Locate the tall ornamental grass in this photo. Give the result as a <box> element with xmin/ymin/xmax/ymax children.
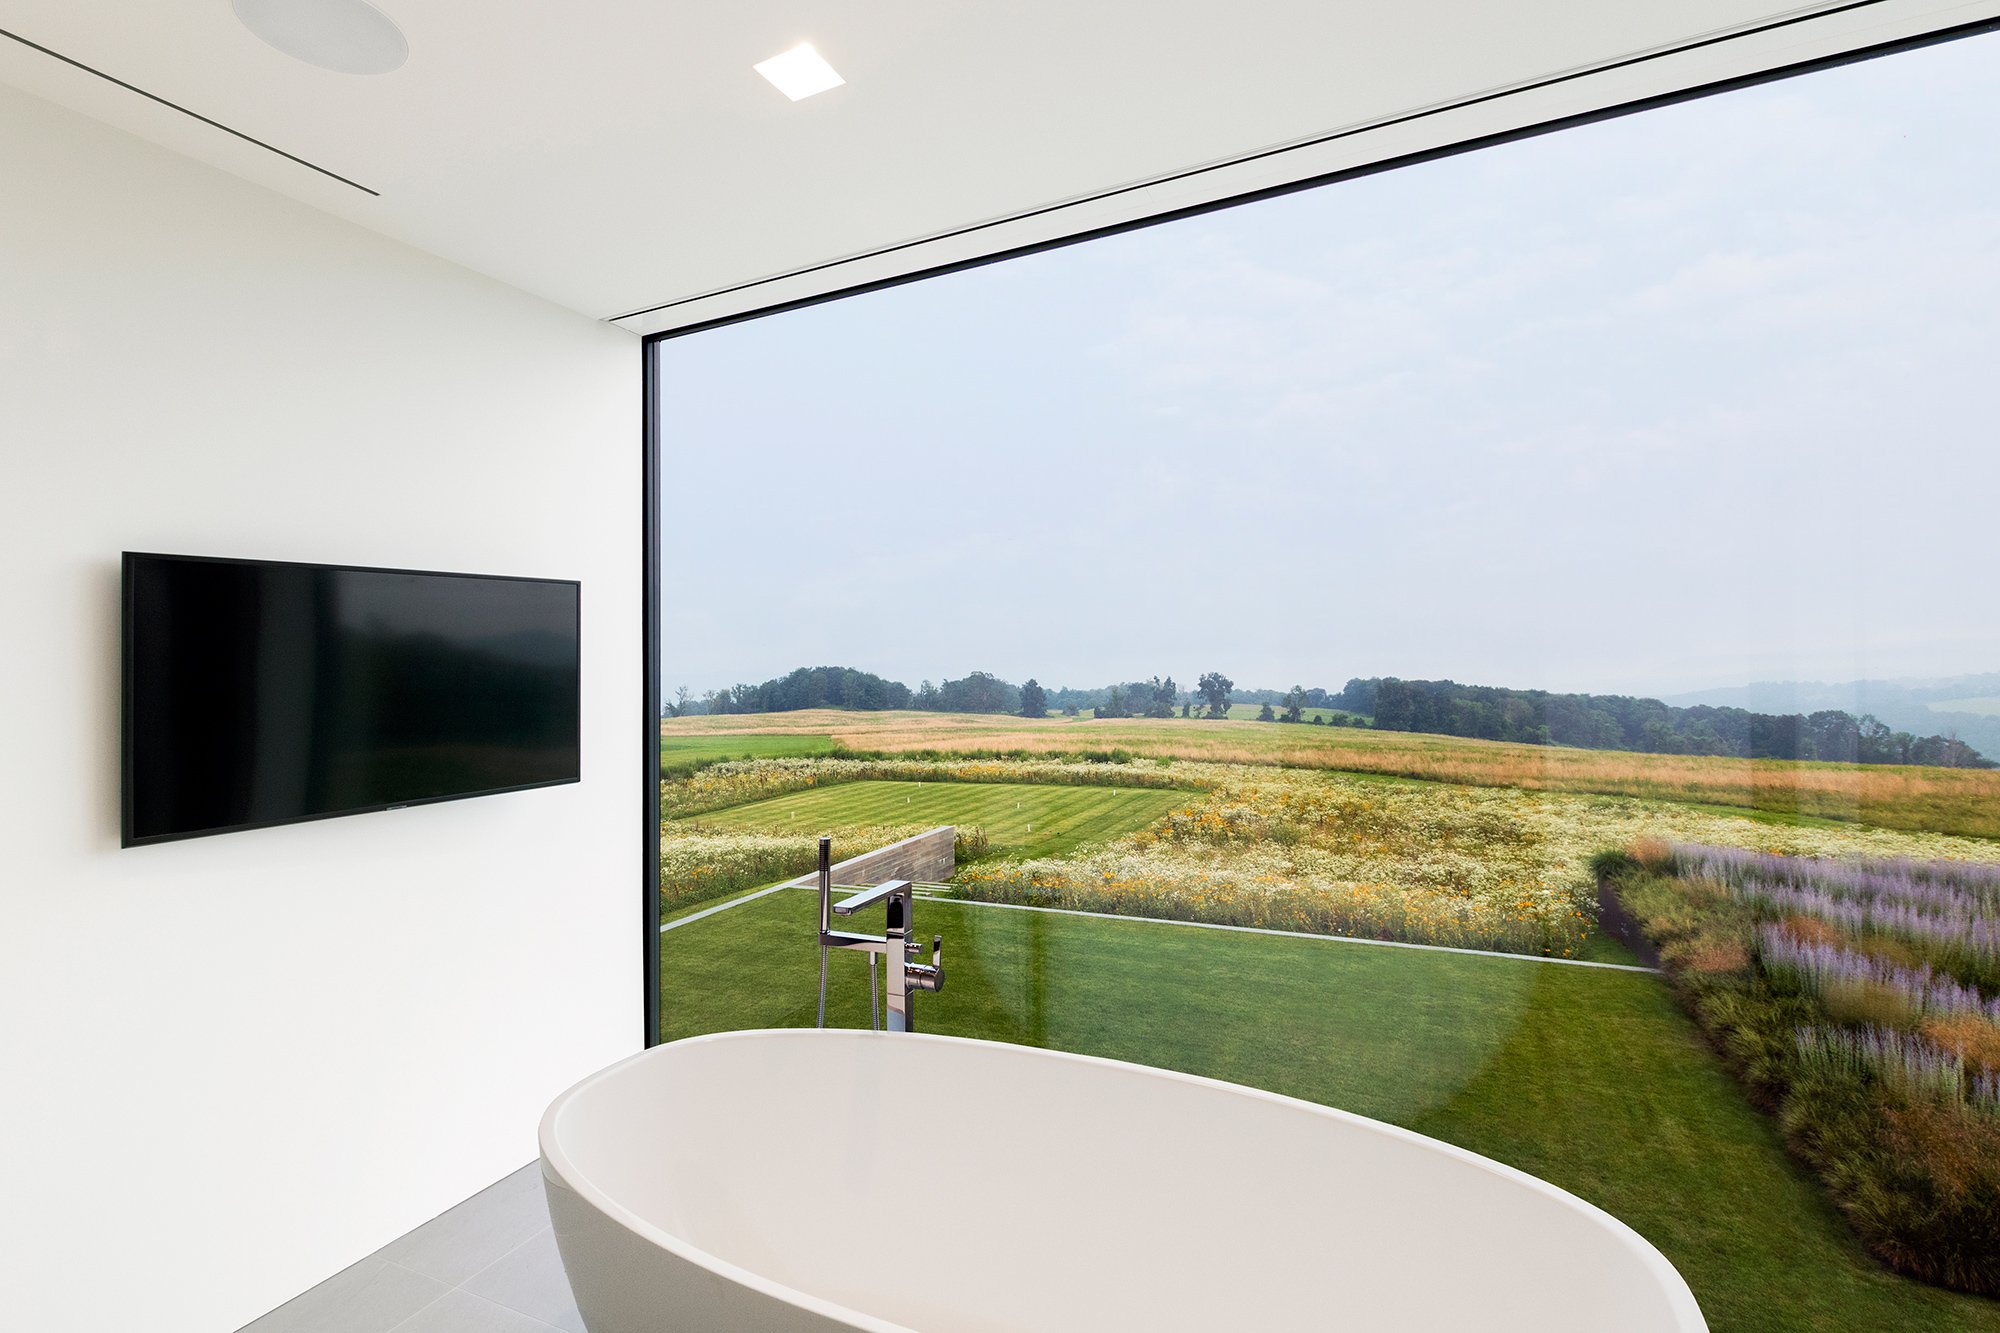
<box><xmin>1760</xmin><ymin>927</ymin><xmax>2000</xmax><ymax>1024</ymax></box>
<box><xmin>664</xmin><ymin>756</ymin><xmax>2000</xmax><ymax>958</ymax></box>
<box><xmin>1615</xmin><ymin>845</ymin><xmax>2000</xmax><ymax>1294</ymax></box>
<box><xmin>661</xmin><ymin>824</ymin><xmax>929</xmax><ymax>912</ymax></box>
<box><xmin>1676</xmin><ymin>842</ymin><xmax>2000</xmax><ymax>991</ymax></box>
<box><xmin>661</xmin><ymin>822</ymin><xmax>992</xmax><ymax>913</ymax></box>
<box><xmin>1795</xmin><ymin>1025</ymin><xmax>1969</xmax><ymax>1106</ymax></box>
<box><xmin>946</xmin><ymin>760</ymin><xmax>2000</xmax><ymax>958</ymax></box>
<box><xmin>956</xmin><ymin>860</ymin><xmax>1581</xmax><ymax>956</ymax></box>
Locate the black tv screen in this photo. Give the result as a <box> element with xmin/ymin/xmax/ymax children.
<box><xmin>123</xmin><ymin>553</ymin><xmax>580</xmax><ymax>846</ymax></box>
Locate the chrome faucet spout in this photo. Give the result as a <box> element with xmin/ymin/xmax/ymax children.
<box><xmin>832</xmin><ymin>881</ymin><xmax>903</xmax><ymax>916</ymax></box>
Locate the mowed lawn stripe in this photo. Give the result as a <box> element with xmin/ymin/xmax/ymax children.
<box><xmin>674</xmin><ymin>780</ymin><xmax>1185</xmax><ymax>860</ymax></box>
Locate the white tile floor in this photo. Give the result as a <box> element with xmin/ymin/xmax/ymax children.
<box><xmin>236</xmin><ymin>1164</ymin><xmax>584</xmax><ymax>1333</ymax></box>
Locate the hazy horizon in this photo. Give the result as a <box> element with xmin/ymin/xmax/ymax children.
<box><xmin>657</xmin><ymin>661</ymin><xmax>2000</xmax><ymax>709</ymax></box>
<box><xmin>659</xmin><ymin>33</ymin><xmax>2000</xmax><ymax>701</ymax></box>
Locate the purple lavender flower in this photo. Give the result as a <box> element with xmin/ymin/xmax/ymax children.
<box><xmin>1759</xmin><ymin>925</ymin><xmax>2000</xmax><ymax>1023</ymax></box>
<box><xmin>1675</xmin><ymin>842</ymin><xmax>2000</xmax><ymax>983</ymax></box>
<box><xmin>1794</xmin><ymin>1024</ymin><xmax>1966</xmax><ymax>1104</ymax></box>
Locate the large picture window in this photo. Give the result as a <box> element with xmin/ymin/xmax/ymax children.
<box><xmin>649</xmin><ymin>29</ymin><xmax>2000</xmax><ymax>1330</ymax></box>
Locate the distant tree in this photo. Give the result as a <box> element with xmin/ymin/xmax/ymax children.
<box><xmin>1019</xmin><ymin>679</ymin><xmax>1048</xmax><ymax>718</ymax></box>
<box><xmin>712</xmin><ymin>665</ymin><xmax>913</xmax><ymax>713</ymax></box>
<box><xmin>1941</xmin><ymin>737</ymin><xmax>1995</xmax><ymax>769</ymax></box>
<box><xmin>1257</xmin><ymin>702</ymin><xmax>1277</xmax><ymax>722</ymax></box>
<box><xmin>1857</xmin><ymin>715</ymin><xmax>1900</xmax><ymax>764</ymax></box>
<box><xmin>1100</xmin><ymin>685</ymin><xmax>1127</xmax><ymax>719</ymax></box>
<box><xmin>916</xmin><ymin>679</ymin><xmax>940</xmax><ymax>710</ymax></box>
<box><xmin>1281</xmin><ymin>685</ymin><xmax>1307</xmax><ymax>724</ymax></box>
<box><xmin>936</xmin><ymin>671</ymin><xmax>1019</xmax><ymax>714</ymax></box>
<box><xmin>1197</xmin><ymin>672</ymin><xmax>1234</xmax><ymax>719</ymax></box>
<box><xmin>1063</xmin><ymin>705</ymin><xmax>1079</xmax><ymax>717</ymax></box>
<box><xmin>1182</xmin><ymin>701</ymin><xmax>1192</xmax><ymax>718</ymax></box>
<box><xmin>1333</xmin><ymin>678</ymin><xmax>1379</xmax><ymax>715</ymax></box>
<box><xmin>1147</xmin><ymin>675</ymin><xmax>1177</xmax><ymax>718</ymax></box>
<box><xmin>1309</xmin><ymin>714</ymin><xmax>1324</xmax><ymax>725</ymax></box>
<box><xmin>1804</xmin><ymin>709</ymin><xmax>1860</xmax><ymax>763</ymax></box>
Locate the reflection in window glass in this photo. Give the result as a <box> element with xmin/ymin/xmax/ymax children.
<box><xmin>656</xmin><ymin>32</ymin><xmax>2000</xmax><ymax>1331</ymax></box>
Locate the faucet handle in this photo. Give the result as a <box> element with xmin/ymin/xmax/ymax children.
<box><xmin>903</xmin><ymin>935</ymin><xmax>944</xmax><ymax>994</ymax></box>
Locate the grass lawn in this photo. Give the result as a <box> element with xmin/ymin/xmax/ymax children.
<box><xmin>671</xmin><ymin>779</ymin><xmax>1187</xmax><ymax>861</ymax></box>
<box><xmin>660</xmin><ymin>731</ymin><xmax>838</xmax><ymax>773</ymax></box>
<box><xmin>663</xmin><ymin>892</ymin><xmax>2000</xmax><ymax>1332</ymax></box>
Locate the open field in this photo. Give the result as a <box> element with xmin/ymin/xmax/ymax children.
<box><xmin>1936</xmin><ymin>697</ymin><xmax>2000</xmax><ymax>717</ymax></box>
<box><xmin>662</xmin><ymin>890</ymin><xmax>2000</xmax><ymax>1332</ymax></box>
<box><xmin>941</xmin><ymin>758</ymin><xmax>2000</xmax><ymax>957</ymax></box>
<box><xmin>674</xmin><ymin>779</ymin><xmax>1184</xmax><ymax>862</ymax></box>
<box><xmin>662</xmin><ymin>754</ymin><xmax>2000</xmax><ymax>957</ymax></box>
<box><xmin>666</xmin><ymin>711</ymin><xmax>2000</xmax><ymax>839</ymax></box>
<box><xmin>660</xmin><ymin>731</ymin><xmax>837</xmax><ymax>775</ymax></box>
<box><xmin>1219</xmin><ymin>703</ymin><xmax>1361</xmax><ymax>723</ymax></box>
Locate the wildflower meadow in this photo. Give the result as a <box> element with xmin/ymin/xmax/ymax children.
<box><xmin>663</xmin><ymin>754</ymin><xmax>2000</xmax><ymax>956</ymax></box>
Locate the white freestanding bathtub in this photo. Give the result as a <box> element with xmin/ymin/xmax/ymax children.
<box><xmin>540</xmin><ymin>1030</ymin><xmax>1705</xmax><ymax>1333</ymax></box>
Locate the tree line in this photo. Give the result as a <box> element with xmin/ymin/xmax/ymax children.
<box><xmin>1335</xmin><ymin>677</ymin><xmax>1992</xmax><ymax>768</ymax></box>
<box><xmin>680</xmin><ymin>667</ymin><xmax>1038</xmax><ymax>718</ymax></box>
<box><xmin>666</xmin><ymin>665</ymin><xmax>1991</xmax><ymax>769</ymax></box>
<box><xmin>682</xmin><ymin>666</ymin><xmax>911</xmax><ymax>716</ymax></box>
<box><xmin>672</xmin><ymin>667</ymin><xmax>1229</xmax><ymax>719</ymax></box>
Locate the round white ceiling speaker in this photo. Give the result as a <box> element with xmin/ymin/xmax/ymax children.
<box><xmin>233</xmin><ymin>0</ymin><xmax>408</xmax><ymax>75</ymax></box>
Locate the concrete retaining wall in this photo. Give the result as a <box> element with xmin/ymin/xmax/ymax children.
<box><xmin>782</xmin><ymin>826</ymin><xmax>957</xmax><ymax>889</ymax></box>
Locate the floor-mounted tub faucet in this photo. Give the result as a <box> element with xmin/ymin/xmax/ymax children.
<box><xmin>814</xmin><ymin>836</ymin><xmax>943</xmax><ymax>1032</ymax></box>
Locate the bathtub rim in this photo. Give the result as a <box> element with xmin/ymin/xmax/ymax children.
<box><xmin>538</xmin><ymin>1028</ymin><xmax>1707</xmax><ymax>1333</ymax></box>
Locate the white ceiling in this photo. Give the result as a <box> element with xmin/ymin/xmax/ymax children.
<box><xmin>3</xmin><ymin>1</ymin><xmax>1994</xmax><ymax>333</ymax></box>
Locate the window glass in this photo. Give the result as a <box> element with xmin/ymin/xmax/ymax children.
<box><xmin>655</xmin><ymin>32</ymin><xmax>2000</xmax><ymax>1330</ymax></box>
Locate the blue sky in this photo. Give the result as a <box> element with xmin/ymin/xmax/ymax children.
<box><xmin>659</xmin><ymin>31</ymin><xmax>1999</xmax><ymax>700</ymax></box>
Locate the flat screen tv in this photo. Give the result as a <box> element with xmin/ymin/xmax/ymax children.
<box><xmin>122</xmin><ymin>552</ymin><xmax>581</xmax><ymax>847</ymax></box>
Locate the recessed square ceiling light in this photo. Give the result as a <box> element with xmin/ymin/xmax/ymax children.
<box><xmin>755</xmin><ymin>43</ymin><xmax>845</xmax><ymax>101</ymax></box>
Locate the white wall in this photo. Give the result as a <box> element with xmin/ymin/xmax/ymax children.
<box><xmin>0</xmin><ymin>84</ymin><xmax>641</xmax><ymax>1332</ymax></box>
